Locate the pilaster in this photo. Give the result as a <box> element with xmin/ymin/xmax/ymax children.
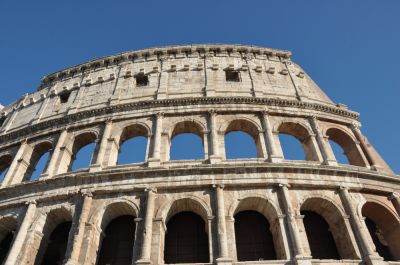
<box><xmin>388</xmin><ymin>192</ymin><xmax>400</xmax><ymax>216</ymax></box>
<box><xmin>261</xmin><ymin>110</ymin><xmax>282</xmax><ymax>162</ymax></box>
<box><xmin>147</xmin><ymin>113</ymin><xmax>163</xmax><ymax>167</ymax></box>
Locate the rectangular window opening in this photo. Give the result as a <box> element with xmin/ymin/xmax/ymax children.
<box><xmin>59</xmin><ymin>91</ymin><xmax>71</xmax><ymax>104</ymax></box>
<box><xmin>225</xmin><ymin>70</ymin><xmax>240</xmax><ymax>82</ymax></box>
<box><xmin>135</xmin><ymin>74</ymin><xmax>149</xmax><ymax>87</ymax></box>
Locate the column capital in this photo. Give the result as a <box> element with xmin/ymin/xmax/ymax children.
<box><xmin>208</xmin><ymin>109</ymin><xmax>218</xmax><ymax>116</ymax></box>
<box><xmin>339</xmin><ymin>186</ymin><xmax>349</xmax><ymax>191</ymax></box>
<box><xmin>278</xmin><ymin>183</ymin><xmax>290</xmax><ymax>188</ymax></box>
<box><xmin>350</xmin><ymin>122</ymin><xmax>361</xmax><ymax>131</ymax></box>
<box><xmin>155</xmin><ymin>112</ymin><xmax>164</xmax><ymax>119</ymax></box>
<box><xmin>389</xmin><ymin>192</ymin><xmax>400</xmax><ymax>200</ymax></box>
<box><xmin>212</xmin><ymin>184</ymin><xmax>225</xmax><ymax>189</ymax></box>
<box><xmin>145</xmin><ymin>187</ymin><xmax>157</xmax><ymax>193</ymax></box>
<box><xmin>81</xmin><ymin>191</ymin><xmax>93</xmax><ymax>198</ymax></box>
<box><xmin>25</xmin><ymin>200</ymin><xmax>37</xmax><ymax>206</ymax></box>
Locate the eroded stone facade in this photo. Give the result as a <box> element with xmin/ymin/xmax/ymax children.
<box><xmin>0</xmin><ymin>44</ymin><xmax>398</xmax><ymax>265</ymax></box>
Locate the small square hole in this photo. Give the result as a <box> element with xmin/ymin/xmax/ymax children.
<box><xmin>59</xmin><ymin>91</ymin><xmax>71</xmax><ymax>104</ymax></box>
<box><xmin>135</xmin><ymin>74</ymin><xmax>149</xmax><ymax>87</ymax></box>
<box><xmin>225</xmin><ymin>70</ymin><xmax>240</xmax><ymax>82</ymax></box>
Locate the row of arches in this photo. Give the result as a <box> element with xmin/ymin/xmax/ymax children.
<box><xmin>0</xmin><ymin>195</ymin><xmax>397</xmax><ymax>264</ymax></box>
<box><xmin>0</xmin><ymin>117</ymin><xmax>368</xmax><ymax>184</ymax></box>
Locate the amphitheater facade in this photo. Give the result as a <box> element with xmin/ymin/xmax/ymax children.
<box><xmin>0</xmin><ymin>44</ymin><xmax>398</xmax><ymax>265</ymax></box>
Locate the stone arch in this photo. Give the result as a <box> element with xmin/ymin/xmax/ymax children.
<box><xmin>33</xmin><ymin>206</ymin><xmax>73</xmax><ymax>265</ymax></box>
<box><xmin>116</xmin><ymin>123</ymin><xmax>151</xmax><ymax>165</ymax></box>
<box><xmin>300</xmin><ymin>196</ymin><xmax>359</xmax><ymax>259</ymax></box>
<box><xmin>156</xmin><ymin>196</ymin><xmax>212</xmax><ymax>223</ymax></box>
<box><xmin>24</xmin><ymin>140</ymin><xmax>54</xmax><ymax>181</ymax></box>
<box><xmin>167</xmin><ymin>120</ymin><xmax>206</xmax><ymax>161</ymax></box>
<box><xmin>361</xmin><ymin>200</ymin><xmax>400</xmax><ymax>261</ymax></box>
<box><xmin>160</xmin><ymin>197</ymin><xmax>212</xmax><ymax>264</ymax></box>
<box><xmin>223</xmin><ymin>118</ymin><xmax>264</xmax><ymax>158</ymax></box>
<box><xmin>276</xmin><ymin>121</ymin><xmax>319</xmax><ymax>161</ymax></box>
<box><xmin>95</xmin><ymin>200</ymin><xmax>139</xmax><ymax>265</ymax></box>
<box><xmin>69</xmin><ymin>131</ymin><xmax>98</xmax><ymax>171</ymax></box>
<box><xmin>325</xmin><ymin>127</ymin><xmax>367</xmax><ymax>167</ymax></box>
<box><xmin>230</xmin><ymin>196</ymin><xmax>287</xmax><ymax>260</ymax></box>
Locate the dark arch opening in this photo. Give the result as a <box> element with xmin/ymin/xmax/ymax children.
<box><xmin>279</xmin><ymin>134</ymin><xmax>305</xmax><ymax>160</ymax></box>
<box><xmin>234</xmin><ymin>211</ymin><xmax>277</xmax><ymax>261</ymax></box>
<box><xmin>164</xmin><ymin>212</ymin><xmax>209</xmax><ymax>264</ymax></box>
<box><xmin>170</xmin><ymin>133</ymin><xmax>204</xmax><ymax>160</ymax></box>
<box><xmin>301</xmin><ymin>210</ymin><xmax>340</xmax><ymax>259</ymax></box>
<box><xmin>37</xmin><ymin>221</ymin><xmax>72</xmax><ymax>265</ymax></box>
<box><xmin>362</xmin><ymin>202</ymin><xmax>399</xmax><ymax>261</ymax></box>
<box><xmin>97</xmin><ymin>215</ymin><xmax>136</xmax><ymax>265</ymax></box>
<box><xmin>24</xmin><ymin>142</ymin><xmax>53</xmax><ymax>181</ymax></box>
<box><xmin>0</xmin><ymin>155</ymin><xmax>12</xmax><ymax>183</ymax></box>
<box><xmin>364</xmin><ymin>217</ymin><xmax>393</xmax><ymax>261</ymax></box>
<box><xmin>118</xmin><ymin>136</ymin><xmax>148</xmax><ymax>164</ymax></box>
<box><xmin>225</xmin><ymin>131</ymin><xmax>257</xmax><ymax>159</ymax></box>
<box><xmin>0</xmin><ymin>231</ymin><xmax>14</xmax><ymax>263</ymax></box>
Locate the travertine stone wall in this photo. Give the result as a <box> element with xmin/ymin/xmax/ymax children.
<box><xmin>0</xmin><ymin>45</ymin><xmax>398</xmax><ymax>265</ymax></box>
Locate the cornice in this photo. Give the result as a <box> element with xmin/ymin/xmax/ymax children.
<box><xmin>0</xmin><ymin>162</ymin><xmax>398</xmax><ymax>208</ymax></box>
<box><xmin>0</xmin><ymin>97</ymin><xmax>359</xmax><ymax>145</ymax></box>
<box><xmin>39</xmin><ymin>44</ymin><xmax>291</xmax><ymax>88</ymax></box>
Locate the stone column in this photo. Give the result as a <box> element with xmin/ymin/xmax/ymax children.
<box><xmin>4</xmin><ymin>201</ymin><xmax>37</xmax><ymax>265</ymax></box>
<box><xmin>309</xmin><ymin>116</ymin><xmax>337</xmax><ymax>165</ymax></box>
<box><xmin>214</xmin><ymin>185</ymin><xmax>230</xmax><ymax>262</ymax></box>
<box><xmin>350</xmin><ymin>123</ymin><xmax>379</xmax><ymax>170</ymax></box>
<box><xmin>64</xmin><ymin>192</ymin><xmax>93</xmax><ymax>265</ymax></box>
<box><xmin>1</xmin><ymin>141</ymin><xmax>29</xmax><ymax>187</ymax></box>
<box><xmin>277</xmin><ymin>184</ymin><xmax>304</xmax><ymax>259</ymax></box>
<box><xmin>42</xmin><ymin>129</ymin><xmax>68</xmax><ymax>178</ymax></box>
<box><xmin>148</xmin><ymin>113</ymin><xmax>163</xmax><ymax>167</ymax></box>
<box><xmin>389</xmin><ymin>192</ymin><xmax>400</xmax><ymax>216</ymax></box>
<box><xmin>208</xmin><ymin>110</ymin><xmax>221</xmax><ymax>163</ymax></box>
<box><xmin>91</xmin><ymin>120</ymin><xmax>113</xmax><ymax>171</ymax></box>
<box><xmin>338</xmin><ymin>187</ymin><xmax>383</xmax><ymax>265</ymax></box>
<box><xmin>261</xmin><ymin>111</ymin><xmax>282</xmax><ymax>162</ymax></box>
<box><xmin>137</xmin><ymin>188</ymin><xmax>156</xmax><ymax>265</ymax></box>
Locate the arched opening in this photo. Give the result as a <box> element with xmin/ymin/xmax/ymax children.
<box><xmin>97</xmin><ymin>215</ymin><xmax>136</xmax><ymax>265</ymax></box>
<box><xmin>169</xmin><ymin>121</ymin><xmax>204</xmax><ymax>160</ymax></box>
<box><xmin>278</xmin><ymin>122</ymin><xmax>318</xmax><ymax>161</ymax></box>
<box><xmin>329</xmin><ymin>140</ymin><xmax>350</xmax><ymax>164</ymax></box>
<box><xmin>38</xmin><ymin>221</ymin><xmax>72</xmax><ymax>265</ymax></box>
<box><xmin>24</xmin><ymin>142</ymin><xmax>53</xmax><ymax>181</ymax></box>
<box><xmin>224</xmin><ymin>119</ymin><xmax>263</xmax><ymax>159</ymax></box>
<box><xmin>300</xmin><ymin>198</ymin><xmax>358</xmax><ymax>259</ymax></box>
<box><xmin>235</xmin><ymin>211</ymin><xmax>276</xmax><ymax>261</ymax></box>
<box><xmin>362</xmin><ymin>202</ymin><xmax>400</xmax><ymax>261</ymax></box>
<box><xmin>0</xmin><ymin>155</ymin><xmax>12</xmax><ymax>183</ymax></box>
<box><xmin>326</xmin><ymin>128</ymin><xmax>366</xmax><ymax>167</ymax></box>
<box><xmin>0</xmin><ymin>217</ymin><xmax>17</xmax><ymax>264</ymax></box>
<box><xmin>34</xmin><ymin>208</ymin><xmax>72</xmax><ymax>265</ymax></box>
<box><xmin>301</xmin><ymin>210</ymin><xmax>340</xmax><ymax>259</ymax></box>
<box><xmin>279</xmin><ymin>134</ymin><xmax>305</xmax><ymax>160</ymax></box>
<box><xmin>225</xmin><ymin>132</ymin><xmax>257</xmax><ymax>159</ymax></box>
<box><xmin>69</xmin><ymin>132</ymin><xmax>97</xmax><ymax>171</ymax></box>
<box><xmin>164</xmin><ymin>212</ymin><xmax>209</xmax><ymax>264</ymax></box>
<box><xmin>118</xmin><ymin>124</ymin><xmax>149</xmax><ymax>164</ymax></box>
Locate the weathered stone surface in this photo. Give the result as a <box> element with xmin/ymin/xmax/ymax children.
<box><xmin>0</xmin><ymin>44</ymin><xmax>398</xmax><ymax>265</ymax></box>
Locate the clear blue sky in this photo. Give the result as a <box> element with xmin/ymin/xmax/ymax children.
<box><xmin>0</xmin><ymin>0</ymin><xmax>399</xmax><ymax>173</ymax></box>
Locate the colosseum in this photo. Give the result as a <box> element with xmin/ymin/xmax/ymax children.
<box><xmin>0</xmin><ymin>44</ymin><xmax>398</xmax><ymax>265</ymax></box>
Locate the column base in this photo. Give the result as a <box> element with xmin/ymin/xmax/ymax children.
<box><xmin>135</xmin><ymin>259</ymin><xmax>152</xmax><ymax>265</ymax></box>
<box><xmin>208</xmin><ymin>155</ymin><xmax>221</xmax><ymax>164</ymax></box>
<box><xmin>269</xmin><ymin>155</ymin><xmax>283</xmax><ymax>163</ymax></box>
<box><xmin>216</xmin><ymin>257</ymin><xmax>232</xmax><ymax>265</ymax></box>
<box><xmin>89</xmin><ymin>164</ymin><xmax>103</xmax><ymax>173</ymax></box>
<box><xmin>147</xmin><ymin>158</ymin><xmax>161</xmax><ymax>167</ymax></box>
<box><xmin>294</xmin><ymin>255</ymin><xmax>312</xmax><ymax>265</ymax></box>
<box><xmin>323</xmin><ymin>159</ymin><xmax>338</xmax><ymax>166</ymax></box>
<box><xmin>364</xmin><ymin>254</ymin><xmax>384</xmax><ymax>265</ymax></box>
